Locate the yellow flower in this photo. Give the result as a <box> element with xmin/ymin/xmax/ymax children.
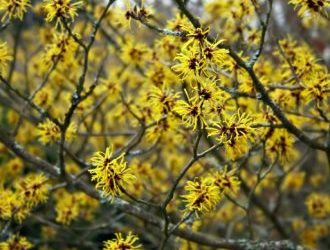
<box><xmin>99</xmin><ymin>77</ymin><xmax>121</xmax><ymax>98</ymax></box>
<box><xmin>0</xmin><ymin>234</ymin><xmax>32</xmax><ymax>250</ymax></box>
<box><xmin>37</xmin><ymin>119</ymin><xmax>61</xmax><ymax>144</ymax></box>
<box><xmin>65</xmin><ymin>121</ymin><xmax>77</xmax><ymax>141</ymax></box>
<box><xmin>0</xmin><ymin>189</ymin><xmax>12</xmax><ymax>219</ymax></box>
<box><xmin>124</xmin><ymin>1</ymin><xmax>152</xmax><ymax>27</ymax></box>
<box><xmin>281</xmin><ymin>171</ymin><xmax>305</xmax><ymax>192</ymax></box>
<box><xmin>89</xmin><ymin>146</ymin><xmax>136</xmax><ymax>199</ymax></box>
<box><xmin>145</xmin><ymin>61</ymin><xmax>177</xmax><ymax>86</ymax></box>
<box><xmin>174</xmin><ymin>94</ymin><xmax>206</xmax><ymax>130</ymax></box>
<box><xmin>301</xmin><ymin>70</ymin><xmax>329</xmax><ymax>107</ymax></box>
<box><xmin>75</xmin><ymin>192</ymin><xmax>99</xmax><ymax>221</ymax></box>
<box><xmin>300</xmin><ymin>227</ymin><xmax>319</xmax><ymax>249</ymax></box>
<box><xmin>15</xmin><ymin>173</ymin><xmax>49</xmax><ymax>207</ymax></box>
<box><xmin>103</xmin><ymin>232</ymin><xmax>142</xmax><ymax>250</ymax></box>
<box><xmin>207</xmin><ymin>111</ymin><xmax>255</xmax><ymax>144</ymax></box>
<box><xmin>305</xmin><ymin>192</ymin><xmax>330</xmax><ymax>218</ymax></box>
<box><xmin>289</xmin><ymin>0</ymin><xmax>329</xmax><ymax>18</ymax></box>
<box><xmin>270</xmin><ymin>89</ymin><xmax>298</xmax><ymax>110</ymax></box>
<box><xmin>120</xmin><ymin>41</ymin><xmax>150</xmax><ymax>67</ymax></box>
<box><xmin>147</xmin><ymin>84</ymin><xmax>179</xmax><ymax>116</ymax></box>
<box><xmin>55</xmin><ymin>191</ymin><xmax>80</xmax><ymax>225</ymax></box>
<box><xmin>166</xmin><ymin>12</ymin><xmax>192</xmax><ymax>31</ymax></box>
<box><xmin>126</xmin><ymin>159</ymin><xmax>155</xmax><ymax>197</ymax></box>
<box><xmin>202</xmin><ymin>40</ymin><xmax>229</xmax><ymax>66</ymax></box>
<box><xmin>33</xmin><ymin>89</ymin><xmax>53</xmax><ymax>108</ymax></box>
<box><xmin>172</xmin><ymin>47</ymin><xmax>206</xmax><ymax>80</ymax></box>
<box><xmin>37</xmin><ymin>119</ymin><xmax>76</xmax><ymax>144</ymax></box>
<box><xmin>42</xmin><ymin>32</ymin><xmax>79</xmax><ymax>71</ymax></box>
<box><xmin>224</xmin><ymin>138</ymin><xmax>250</xmax><ymax>161</ymax></box>
<box><xmin>210</xmin><ymin>166</ymin><xmax>241</xmax><ymax>196</ymax></box>
<box><xmin>0</xmin><ymin>42</ymin><xmax>12</xmax><ymax>76</ymax></box>
<box><xmin>7</xmin><ymin>110</ymin><xmax>19</xmax><ymax>125</ymax></box>
<box><xmin>310</xmin><ymin>173</ymin><xmax>326</xmax><ymax>187</ymax></box>
<box><xmin>275</xmin><ymin>37</ymin><xmax>322</xmax><ymax>81</ymax></box>
<box><xmin>5</xmin><ymin>157</ymin><xmax>24</xmax><ymax>177</ymax></box>
<box><xmin>180</xmin><ymin>25</ymin><xmax>210</xmax><ymax>47</ymax></box>
<box><xmin>43</xmin><ymin>0</ymin><xmax>83</xmax><ymax>28</ymax></box>
<box><xmin>154</xmin><ymin>36</ymin><xmax>181</xmax><ymax>60</ymax></box>
<box><xmin>300</xmin><ymin>224</ymin><xmax>329</xmax><ymax>249</ymax></box>
<box><xmin>0</xmin><ymin>188</ymin><xmax>30</xmax><ymax>222</ymax></box>
<box><xmin>265</xmin><ymin>129</ymin><xmax>297</xmax><ymax>164</ymax></box>
<box><xmin>146</xmin><ymin>115</ymin><xmax>181</xmax><ymax>143</ymax></box>
<box><xmin>0</xmin><ymin>0</ymin><xmax>31</xmax><ymax>22</ymax></box>
<box><xmin>194</xmin><ymin>77</ymin><xmax>230</xmax><ymax>110</ymax></box>
<box><xmin>182</xmin><ymin>177</ymin><xmax>221</xmax><ymax>214</ymax></box>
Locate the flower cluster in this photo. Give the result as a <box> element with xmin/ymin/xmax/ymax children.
<box><xmin>43</xmin><ymin>0</ymin><xmax>83</xmax><ymax>28</ymax></box>
<box><xmin>0</xmin><ymin>234</ymin><xmax>32</xmax><ymax>250</ymax></box>
<box><xmin>0</xmin><ymin>42</ymin><xmax>12</xmax><ymax>76</ymax></box>
<box><xmin>37</xmin><ymin>119</ymin><xmax>76</xmax><ymax>144</ymax></box>
<box><xmin>0</xmin><ymin>173</ymin><xmax>49</xmax><ymax>225</ymax></box>
<box><xmin>103</xmin><ymin>232</ymin><xmax>142</xmax><ymax>250</ymax></box>
<box><xmin>54</xmin><ymin>190</ymin><xmax>98</xmax><ymax>225</ymax></box>
<box><xmin>182</xmin><ymin>177</ymin><xmax>221</xmax><ymax>214</ymax></box>
<box><xmin>15</xmin><ymin>173</ymin><xmax>49</xmax><ymax>207</ymax></box>
<box><xmin>208</xmin><ymin>111</ymin><xmax>255</xmax><ymax>144</ymax></box>
<box><xmin>172</xmin><ymin>26</ymin><xmax>228</xmax><ymax>80</ymax></box>
<box><xmin>89</xmin><ymin>146</ymin><xmax>136</xmax><ymax>199</ymax></box>
<box><xmin>0</xmin><ymin>0</ymin><xmax>30</xmax><ymax>22</ymax></box>
<box><xmin>210</xmin><ymin>167</ymin><xmax>241</xmax><ymax>196</ymax></box>
<box><xmin>305</xmin><ymin>192</ymin><xmax>330</xmax><ymax>218</ymax></box>
<box><xmin>289</xmin><ymin>0</ymin><xmax>330</xmax><ymax>20</ymax></box>
<box><xmin>182</xmin><ymin>167</ymin><xmax>240</xmax><ymax>214</ymax></box>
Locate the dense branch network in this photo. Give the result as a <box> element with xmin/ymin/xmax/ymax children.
<box><xmin>0</xmin><ymin>0</ymin><xmax>329</xmax><ymax>249</ymax></box>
